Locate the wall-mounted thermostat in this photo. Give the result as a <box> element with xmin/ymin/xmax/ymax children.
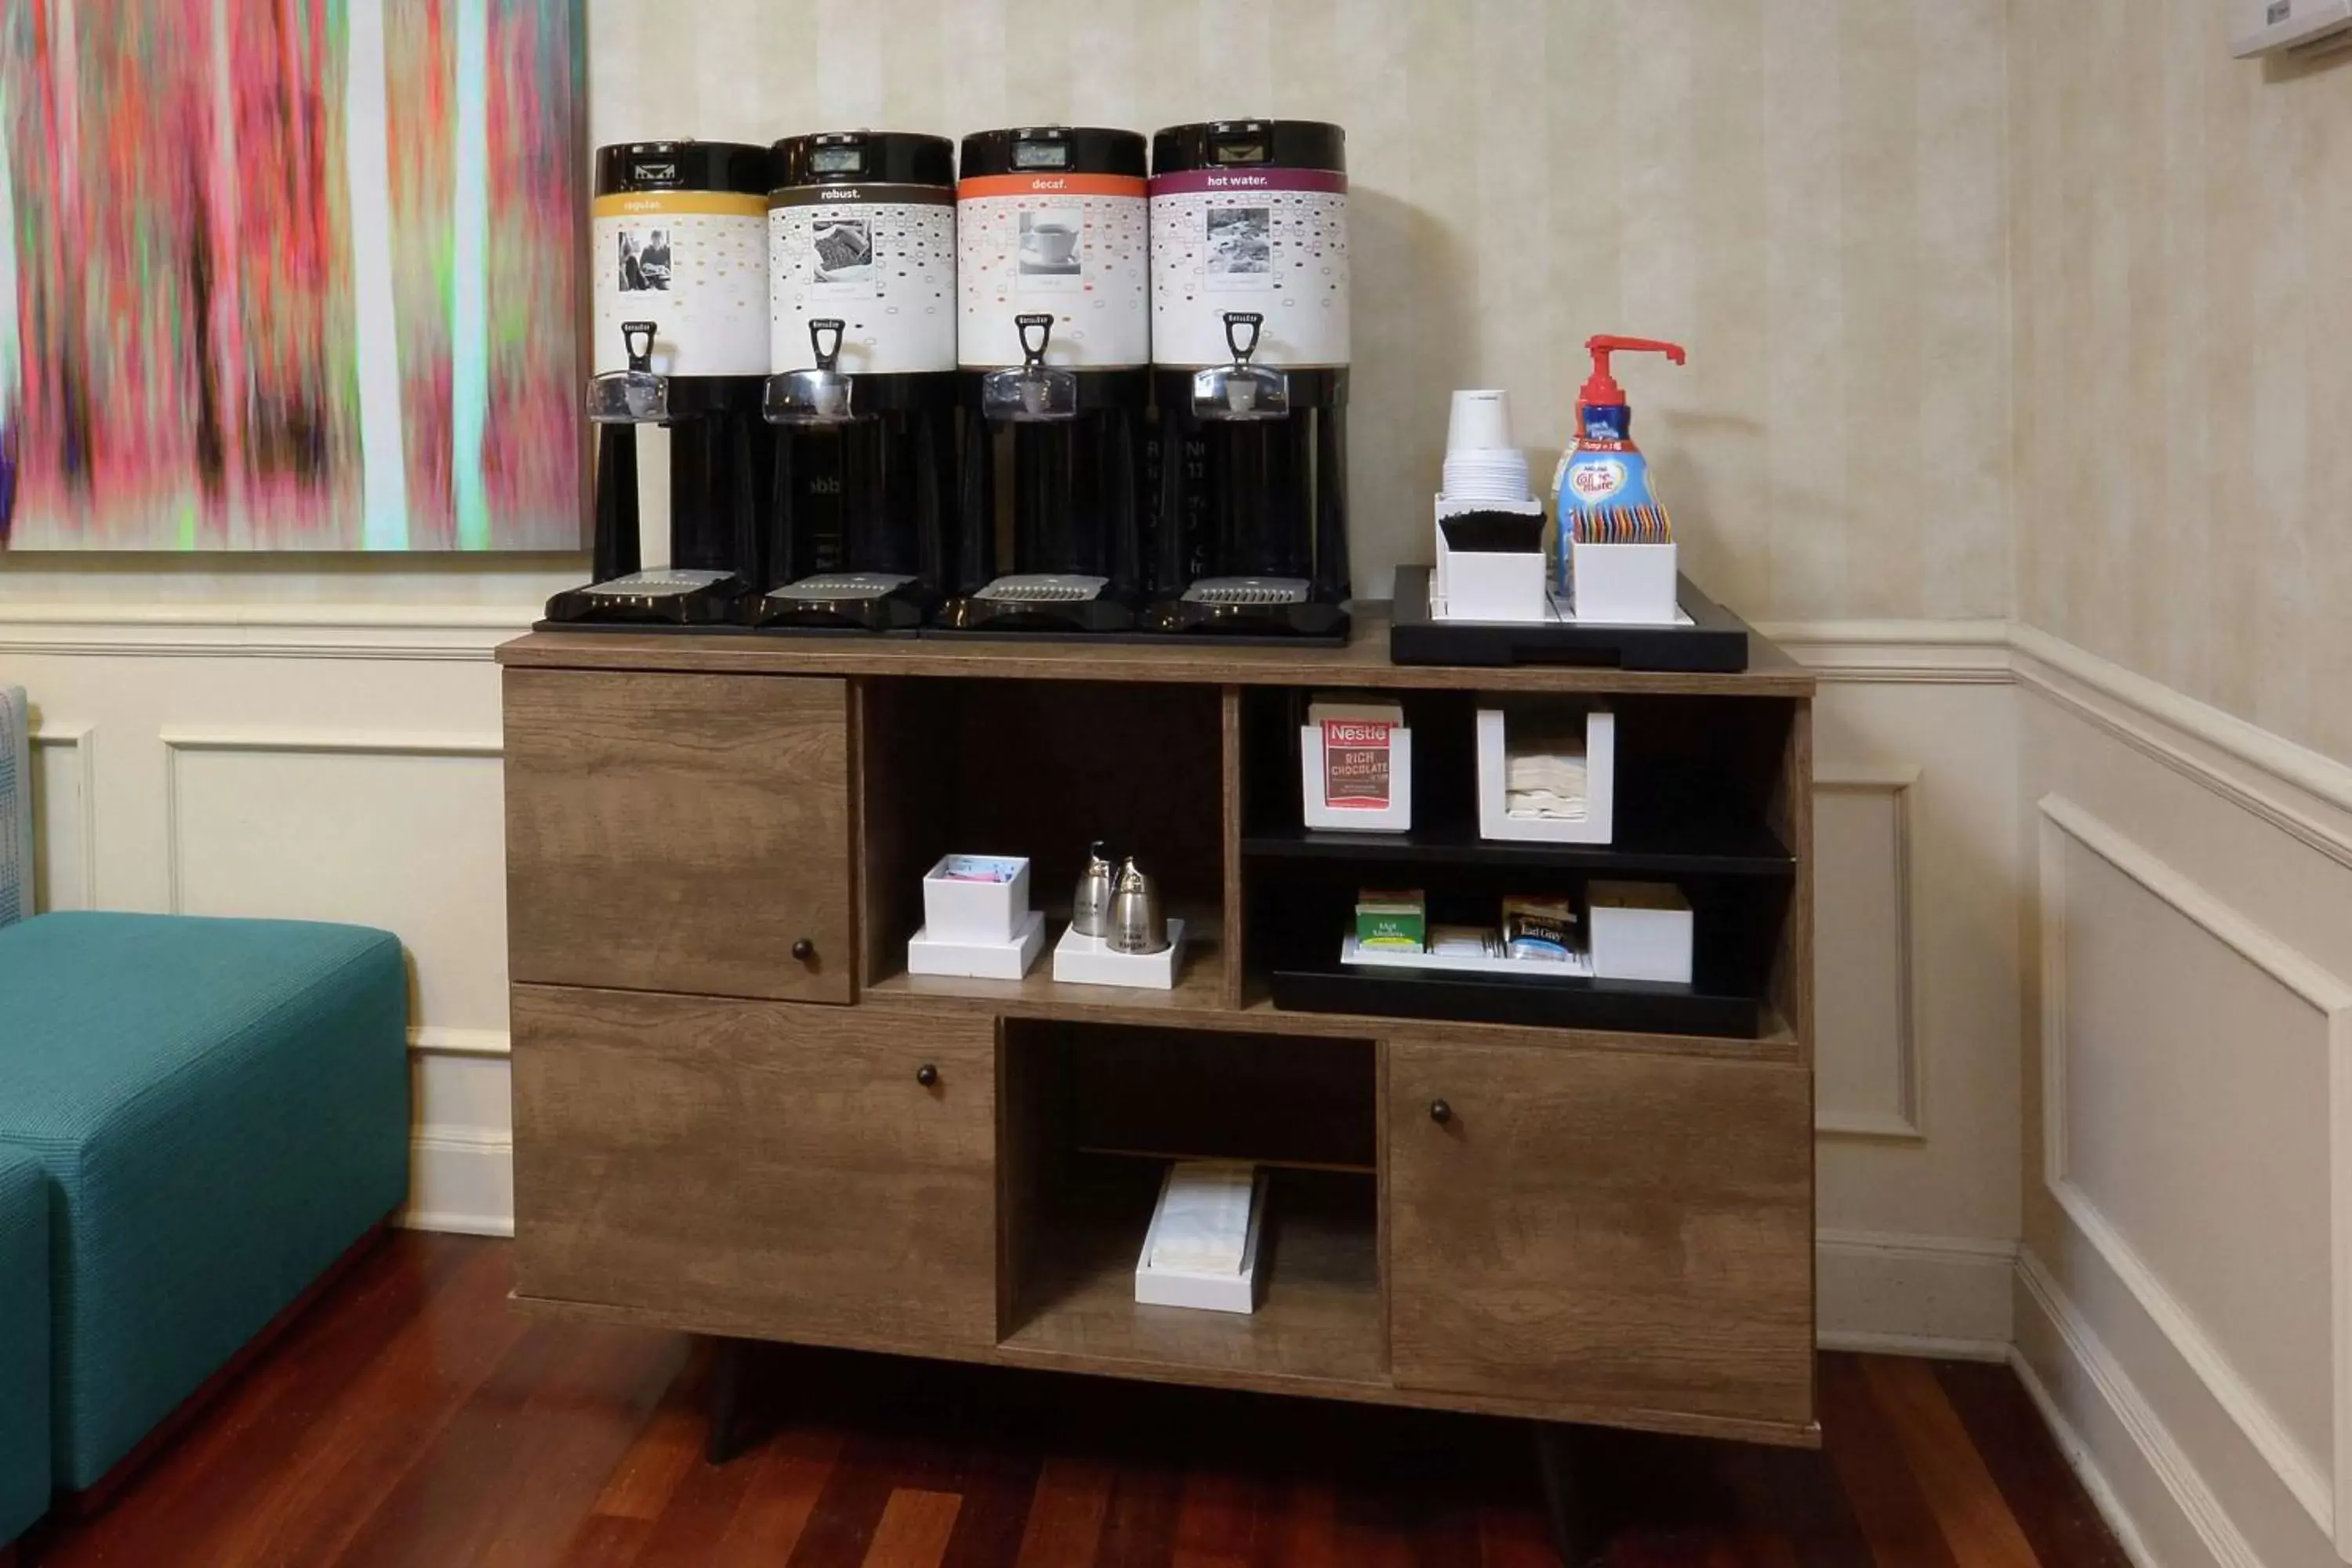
<box><xmin>2231</xmin><ymin>0</ymin><xmax>2352</xmax><ymax>57</ymax></box>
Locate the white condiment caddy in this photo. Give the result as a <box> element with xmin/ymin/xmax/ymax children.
<box><xmin>1569</xmin><ymin>539</ymin><xmax>1681</xmax><ymax>626</ymax></box>
<box><xmin>1588</xmin><ymin>880</ymin><xmax>1694</xmax><ymax>983</ymax></box>
<box><xmin>1475</xmin><ymin>706</ymin><xmax>1615</xmax><ymax>844</ymax></box>
<box><xmin>1053</xmin><ymin>917</ymin><xmax>1189</xmax><ymax>990</ymax></box>
<box><xmin>1134</xmin><ymin>1160</ymin><xmax>1268</xmax><ymax>1315</ymax></box>
<box><xmin>906</xmin><ymin>854</ymin><xmax>1044</xmax><ymax>978</ymax></box>
<box><xmin>1301</xmin><ymin>695</ymin><xmax>1412</xmax><ymax>832</ymax></box>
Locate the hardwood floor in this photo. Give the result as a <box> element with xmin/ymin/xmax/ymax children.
<box><xmin>23</xmin><ymin>1233</ymin><xmax>2128</xmax><ymax>1566</ymax></box>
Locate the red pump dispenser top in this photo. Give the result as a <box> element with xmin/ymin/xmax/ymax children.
<box><xmin>1578</xmin><ymin>335</ymin><xmax>1686</xmax><ymax>410</ymax></box>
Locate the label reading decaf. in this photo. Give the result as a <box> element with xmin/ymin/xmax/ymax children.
<box><xmin>1323</xmin><ymin>718</ymin><xmax>1393</xmax><ymax>809</ymax></box>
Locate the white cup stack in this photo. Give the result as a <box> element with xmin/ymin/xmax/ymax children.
<box><xmin>1439</xmin><ymin>389</ymin><xmax>1531</xmax><ymax>505</ymax></box>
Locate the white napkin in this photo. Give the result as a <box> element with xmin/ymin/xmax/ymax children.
<box><xmin>1147</xmin><ymin>1162</ymin><xmax>1258</xmax><ymax>1276</ymax></box>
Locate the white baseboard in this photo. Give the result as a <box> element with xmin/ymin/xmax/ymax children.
<box><xmin>1816</xmin><ymin>1227</ymin><xmax>2016</xmax><ymax>1359</ymax></box>
<box><xmin>2007</xmin><ymin>1334</ymin><xmax>2167</xmax><ymax>1568</ymax></box>
<box><xmin>401</xmin><ymin>1126</ymin><xmax>514</xmax><ymax>1238</ymax></box>
<box><xmin>2014</xmin><ymin>1249</ymin><xmax>2260</xmax><ymax>1568</ymax></box>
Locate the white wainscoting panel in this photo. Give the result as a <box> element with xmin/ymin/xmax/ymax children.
<box><xmin>28</xmin><ymin>722</ymin><xmax>96</xmax><ymax>913</ymax></box>
<box><xmin>162</xmin><ymin>730</ymin><xmax>511</xmax><ymax>1042</ymax></box>
<box><xmin>2039</xmin><ymin>791</ymin><xmax>2352</xmax><ymax>1550</ymax></box>
<box><xmin>1815</xmin><ymin>765</ymin><xmax>1924</xmax><ymax>1142</ymax></box>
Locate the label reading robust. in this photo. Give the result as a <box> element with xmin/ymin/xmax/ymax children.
<box><xmin>768</xmin><ymin>183</ymin><xmax>956</xmax><ymax>376</ymax></box>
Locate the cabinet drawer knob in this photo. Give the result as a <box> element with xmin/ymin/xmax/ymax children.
<box><xmin>1428</xmin><ymin>1099</ymin><xmax>1452</xmax><ymax>1125</ymax></box>
<box><xmin>791</xmin><ymin>938</ymin><xmax>815</xmax><ymax>962</ymax></box>
<box><xmin>916</xmin><ymin>1063</ymin><xmax>938</xmax><ymax>1087</ymax></box>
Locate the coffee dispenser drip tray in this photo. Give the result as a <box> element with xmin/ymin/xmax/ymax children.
<box><xmin>742</xmin><ymin>572</ymin><xmax>927</xmax><ymax>633</ymax></box>
<box><xmin>1184</xmin><ymin>575</ymin><xmax>1310</xmax><ymax>607</ymax></box>
<box><xmin>1142</xmin><ymin>576</ymin><xmax>1349</xmax><ymax>639</ymax></box>
<box><xmin>543</xmin><ymin>568</ymin><xmax>749</xmax><ymax>628</ymax></box>
<box><xmin>938</xmin><ymin>573</ymin><xmax>1134</xmax><ymax>634</ymax></box>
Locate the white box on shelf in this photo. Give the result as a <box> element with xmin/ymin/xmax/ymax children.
<box><xmin>1588</xmin><ymin>881</ymin><xmax>1693</xmax><ymax>983</ymax></box>
<box><xmin>1569</xmin><ymin>540</ymin><xmax>1679</xmax><ymax>626</ymax></box>
<box><xmin>1301</xmin><ymin>697</ymin><xmax>1411</xmax><ymax>832</ymax></box>
<box><xmin>1134</xmin><ymin>1161</ymin><xmax>1268</xmax><ymax>1315</ymax></box>
<box><xmin>920</xmin><ymin>853</ymin><xmax>1031</xmax><ymax>944</ymax></box>
<box><xmin>906</xmin><ymin>907</ymin><xmax>1046</xmax><ymax>980</ymax></box>
<box><xmin>1432</xmin><ymin>495</ymin><xmax>1549</xmax><ymax>624</ymax></box>
<box><xmin>1052</xmin><ymin>917</ymin><xmax>1189</xmax><ymax>990</ymax></box>
<box><xmin>1475</xmin><ymin>706</ymin><xmax>1615</xmax><ymax>844</ymax></box>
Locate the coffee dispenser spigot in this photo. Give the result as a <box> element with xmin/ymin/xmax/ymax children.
<box><xmin>981</xmin><ymin>314</ymin><xmax>1080</xmax><ymax>423</ymax></box>
<box><xmin>586</xmin><ymin>321</ymin><xmax>672</xmax><ymax>424</ymax></box>
<box><xmin>1190</xmin><ymin>312</ymin><xmax>1290</xmax><ymax>422</ymax></box>
<box><xmin>764</xmin><ymin>318</ymin><xmax>860</xmax><ymax>426</ymax></box>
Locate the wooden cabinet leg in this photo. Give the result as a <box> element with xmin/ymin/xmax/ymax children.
<box><xmin>1530</xmin><ymin>1421</ymin><xmax>1603</xmax><ymax>1566</ymax></box>
<box><xmin>706</xmin><ymin>1336</ymin><xmax>750</xmax><ymax>1466</ymax></box>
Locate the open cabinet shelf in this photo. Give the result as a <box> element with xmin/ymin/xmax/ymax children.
<box><xmin>998</xmin><ymin>1024</ymin><xmax>1388</xmax><ymax>1389</ymax></box>
<box><xmin>997</xmin><ymin>1157</ymin><xmax>1388</xmax><ymax>1389</ymax></box>
<box><xmin>1235</xmin><ymin>684</ymin><xmax>1805</xmax><ymax>1040</ymax></box>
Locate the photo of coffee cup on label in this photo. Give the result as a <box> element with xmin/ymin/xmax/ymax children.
<box><xmin>1019</xmin><ymin>209</ymin><xmax>1083</xmax><ymax>276</ymax></box>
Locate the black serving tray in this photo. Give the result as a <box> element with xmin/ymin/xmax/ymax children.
<box><xmin>1267</xmin><ymin>960</ymin><xmax>1764</xmax><ymax>1039</ymax></box>
<box><xmin>1387</xmin><ymin>566</ymin><xmax>1753</xmax><ymax>672</ymax></box>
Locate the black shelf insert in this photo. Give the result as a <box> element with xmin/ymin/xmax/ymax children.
<box><xmin>1240</xmin><ymin>818</ymin><xmax>1794</xmax><ymax>879</ymax></box>
<box><xmin>1267</xmin><ymin>963</ymin><xmax>1763</xmax><ymax>1039</ymax></box>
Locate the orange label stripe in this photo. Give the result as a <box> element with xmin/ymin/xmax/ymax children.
<box><xmin>956</xmin><ymin>172</ymin><xmax>1146</xmax><ymax>199</ymax></box>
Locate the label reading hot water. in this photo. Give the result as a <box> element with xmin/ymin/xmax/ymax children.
<box><xmin>1149</xmin><ymin>167</ymin><xmax>1348</xmax><ymax>368</ymax></box>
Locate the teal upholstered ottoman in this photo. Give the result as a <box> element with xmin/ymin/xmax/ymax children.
<box><xmin>0</xmin><ymin>912</ymin><xmax>408</xmax><ymax>1490</ymax></box>
<box><xmin>0</xmin><ymin>1149</ymin><xmax>49</xmax><ymax>1546</ymax></box>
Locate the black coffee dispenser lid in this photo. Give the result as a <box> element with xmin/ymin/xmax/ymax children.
<box><xmin>1151</xmin><ymin>120</ymin><xmax>1346</xmax><ymax>176</ymax></box>
<box><xmin>594</xmin><ymin>140</ymin><xmax>775</xmax><ymax>197</ymax></box>
<box><xmin>773</xmin><ymin>131</ymin><xmax>955</xmax><ymax>191</ymax></box>
<box><xmin>958</xmin><ymin>126</ymin><xmax>1147</xmax><ymax>180</ymax></box>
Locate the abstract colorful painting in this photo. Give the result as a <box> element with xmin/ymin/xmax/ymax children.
<box><xmin>0</xmin><ymin>0</ymin><xmax>583</xmax><ymax>550</ymax></box>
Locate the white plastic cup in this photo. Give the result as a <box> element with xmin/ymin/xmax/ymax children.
<box><xmin>1446</xmin><ymin>388</ymin><xmax>1515</xmax><ymax>452</ymax></box>
<box><xmin>1443</xmin><ymin>448</ymin><xmax>1530</xmax><ymax>502</ymax></box>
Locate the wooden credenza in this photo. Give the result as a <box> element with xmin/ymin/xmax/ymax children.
<box><xmin>497</xmin><ymin>616</ymin><xmax>1819</xmax><ymax>1449</ymax></box>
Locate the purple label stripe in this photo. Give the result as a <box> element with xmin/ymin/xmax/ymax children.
<box><xmin>1148</xmin><ymin>168</ymin><xmax>1347</xmax><ymax>197</ymax></box>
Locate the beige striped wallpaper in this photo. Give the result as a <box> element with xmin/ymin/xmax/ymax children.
<box><xmin>588</xmin><ymin>0</ymin><xmax>2012</xmax><ymax>620</ymax></box>
<box><xmin>2011</xmin><ymin>1</ymin><xmax>2352</xmax><ymax>762</ymax></box>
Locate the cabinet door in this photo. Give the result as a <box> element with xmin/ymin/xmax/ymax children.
<box><xmin>505</xmin><ymin>669</ymin><xmax>851</xmax><ymax>1002</ymax></box>
<box><xmin>1387</xmin><ymin>1040</ymin><xmax>1813</xmax><ymax>1430</ymax></box>
<box><xmin>512</xmin><ymin>985</ymin><xmax>996</xmax><ymax>1352</ymax></box>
